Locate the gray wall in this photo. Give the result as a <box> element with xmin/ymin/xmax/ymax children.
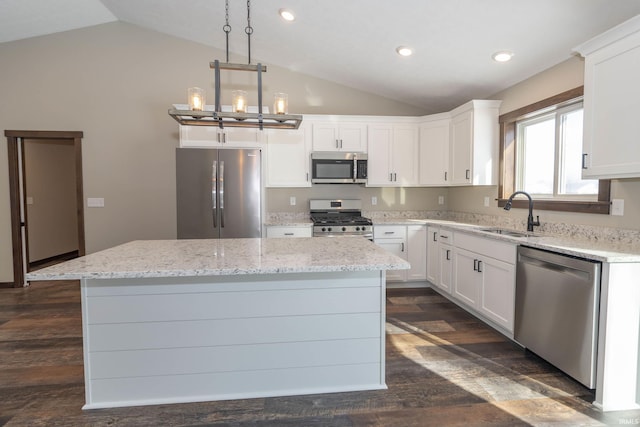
<box><xmin>24</xmin><ymin>139</ymin><xmax>79</xmax><ymax>262</ymax></box>
<box><xmin>0</xmin><ymin>22</ymin><xmax>427</xmax><ymax>282</ymax></box>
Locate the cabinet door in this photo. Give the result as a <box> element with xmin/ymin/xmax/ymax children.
<box><xmin>426</xmin><ymin>227</ymin><xmax>440</xmax><ymax>284</ymax></box>
<box><xmin>407</xmin><ymin>225</ymin><xmax>427</xmax><ymax>281</ymax></box>
<box><xmin>479</xmin><ymin>256</ymin><xmax>515</xmax><ymax>332</ymax></box>
<box><xmin>450</xmin><ymin>111</ymin><xmax>473</xmax><ymax>185</ymax></box>
<box><xmin>453</xmin><ymin>247</ymin><xmax>480</xmax><ymax>307</ymax></box>
<box><xmin>367</xmin><ymin>125</ymin><xmax>393</xmax><ymax>186</ymax></box>
<box><xmin>311</xmin><ymin>123</ymin><xmax>367</xmax><ymax>152</ymax></box>
<box><xmin>265</xmin><ymin>125</ymin><xmax>311</xmax><ymax>187</ymax></box>
<box><xmin>376</xmin><ymin>239</ymin><xmax>407</xmax><ymax>282</ymax></box>
<box><xmin>223</xmin><ymin>127</ymin><xmax>262</xmax><ymax>147</ymax></box>
<box><xmin>179</xmin><ymin>126</ymin><xmax>261</xmax><ymax>148</ymax></box>
<box><xmin>581</xmin><ymin>31</ymin><xmax>640</xmax><ymax>179</ymax></box>
<box><xmin>393</xmin><ymin>126</ymin><xmax>419</xmax><ymax>186</ymax></box>
<box><xmin>339</xmin><ymin>124</ymin><xmax>368</xmax><ymax>152</ymax></box>
<box><xmin>438</xmin><ymin>244</ymin><xmax>453</xmax><ymax>293</ymax></box>
<box><xmin>311</xmin><ymin>123</ymin><xmax>340</xmax><ymax>151</ymax></box>
<box><xmin>419</xmin><ymin>119</ymin><xmax>450</xmax><ymax>185</ymax></box>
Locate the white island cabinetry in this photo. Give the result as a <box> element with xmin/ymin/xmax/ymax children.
<box><xmin>26</xmin><ymin>238</ymin><xmax>409</xmax><ymax>410</ymax></box>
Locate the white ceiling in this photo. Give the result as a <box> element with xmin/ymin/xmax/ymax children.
<box><xmin>3</xmin><ymin>0</ymin><xmax>640</xmax><ymax>113</ymax></box>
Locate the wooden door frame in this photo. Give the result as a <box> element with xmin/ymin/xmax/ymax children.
<box><xmin>4</xmin><ymin>130</ymin><xmax>85</xmax><ymax>288</ymax></box>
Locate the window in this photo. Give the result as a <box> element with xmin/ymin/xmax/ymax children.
<box><xmin>499</xmin><ymin>87</ymin><xmax>610</xmax><ymax>214</ymax></box>
<box><xmin>515</xmin><ymin>101</ymin><xmax>598</xmax><ymax>199</ymax></box>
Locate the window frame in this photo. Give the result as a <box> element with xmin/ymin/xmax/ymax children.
<box><xmin>498</xmin><ymin>86</ymin><xmax>610</xmax><ymax>214</ymax></box>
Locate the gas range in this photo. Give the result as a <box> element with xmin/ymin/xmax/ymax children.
<box><xmin>310</xmin><ymin>199</ymin><xmax>373</xmax><ymax>239</ymax></box>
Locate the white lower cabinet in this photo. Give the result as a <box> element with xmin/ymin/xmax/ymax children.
<box><xmin>426</xmin><ymin>227</ymin><xmax>452</xmax><ymax>293</ymax></box>
<box><xmin>374</xmin><ymin>224</ymin><xmax>426</xmax><ymax>282</ymax></box>
<box><xmin>406</xmin><ymin>225</ymin><xmax>427</xmax><ymax>281</ymax></box>
<box><xmin>452</xmin><ymin>232</ymin><xmax>516</xmax><ymax>333</ymax></box>
<box><xmin>265</xmin><ymin>225</ymin><xmax>312</xmax><ymax>238</ymax></box>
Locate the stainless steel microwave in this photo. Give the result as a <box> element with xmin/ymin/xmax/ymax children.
<box><xmin>311</xmin><ymin>152</ymin><xmax>368</xmax><ymax>184</ymax></box>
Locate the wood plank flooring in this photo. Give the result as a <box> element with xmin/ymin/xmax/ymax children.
<box><xmin>1</xmin><ymin>281</ymin><xmax>639</xmax><ymax>426</ymax></box>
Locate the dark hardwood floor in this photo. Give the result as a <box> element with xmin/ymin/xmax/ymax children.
<box><xmin>1</xmin><ymin>281</ymin><xmax>638</xmax><ymax>426</ymax></box>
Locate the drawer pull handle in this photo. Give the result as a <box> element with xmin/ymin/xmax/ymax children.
<box><xmin>284</xmin><ymin>233</ymin><xmax>294</xmax><ymax>236</ymax></box>
<box><xmin>384</xmin><ymin>231</ymin><xmax>395</xmax><ymax>234</ymax></box>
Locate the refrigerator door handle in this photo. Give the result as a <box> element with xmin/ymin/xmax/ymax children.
<box><xmin>220</xmin><ymin>160</ymin><xmax>225</xmax><ymax>228</ymax></box>
<box><xmin>212</xmin><ymin>160</ymin><xmax>217</xmax><ymax>228</ymax></box>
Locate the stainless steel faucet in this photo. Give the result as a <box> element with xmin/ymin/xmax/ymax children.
<box><xmin>504</xmin><ymin>191</ymin><xmax>540</xmax><ymax>232</ymax></box>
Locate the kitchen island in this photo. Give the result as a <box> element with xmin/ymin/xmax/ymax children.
<box><xmin>26</xmin><ymin>238</ymin><xmax>409</xmax><ymax>410</ymax></box>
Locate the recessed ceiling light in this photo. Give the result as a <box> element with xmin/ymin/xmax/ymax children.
<box><xmin>492</xmin><ymin>51</ymin><xmax>514</xmax><ymax>62</ymax></box>
<box><xmin>279</xmin><ymin>8</ymin><xmax>295</xmax><ymax>21</ymax></box>
<box><xmin>396</xmin><ymin>46</ymin><xmax>413</xmax><ymax>57</ymax></box>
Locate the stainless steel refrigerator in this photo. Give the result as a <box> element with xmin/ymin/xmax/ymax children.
<box><xmin>176</xmin><ymin>148</ymin><xmax>262</xmax><ymax>239</ymax></box>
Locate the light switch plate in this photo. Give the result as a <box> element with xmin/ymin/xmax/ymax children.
<box><xmin>26</xmin><ymin>196</ymin><xmax>34</xmax><ymax>205</ymax></box>
<box><xmin>87</xmin><ymin>197</ymin><xmax>105</xmax><ymax>208</ymax></box>
<box><xmin>611</xmin><ymin>199</ymin><xmax>624</xmax><ymax>216</ymax></box>
<box><xmin>289</xmin><ymin>196</ymin><xmax>296</xmax><ymax>206</ymax></box>
<box><xmin>438</xmin><ymin>196</ymin><xmax>444</xmax><ymax>205</ymax></box>
<box><xmin>484</xmin><ymin>196</ymin><xmax>490</xmax><ymax>207</ymax></box>
<box><xmin>371</xmin><ymin>196</ymin><xmax>377</xmax><ymax>205</ymax></box>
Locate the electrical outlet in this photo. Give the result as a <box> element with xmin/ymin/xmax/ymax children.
<box><xmin>611</xmin><ymin>199</ymin><xmax>624</xmax><ymax>216</ymax></box>
<box><xmin>289</xmin><ymin>196</ymin><xmax>296</xmax><ymax>206</ymax></box>
<box><xmin>484</xmin><ymin>196</ymin><xmax>490</xmax><ymax>207</ymax></box>
<box><xmin>371</xmin><ymin>196</ymin><xmax>377</xmax><ymax>205</ymax></box>
<box><xmin>438</xmin><ymin>196</ymin><xmax>444</xmax><ymax>205</ymax></box>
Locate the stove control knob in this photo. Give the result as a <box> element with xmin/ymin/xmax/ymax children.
<box><xmin>341</xmin><ymin>227</ymin><xmax>346</xmax><ymax>231</ymax></box>
<box><xmin>327</xmin><ymin>227</ymin><xmax>332</xmax><ymax>232</ymax></box>
<box><xmin>321</xmin><ymin>227</ymin><xmax>326</xmax><ymax>232</ymax></box>
<box><xmin>355</xmin><ymin>227</ymin><xmax>360</xmax><ymax>231</ymax></box>
<box><xmin>361</xmin><ymin>226</ymin><xmax>367</xmax><ymax>231</ymax></box>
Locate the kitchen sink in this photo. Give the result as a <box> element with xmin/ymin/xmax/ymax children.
<box><xmin>479</xmin><ymin>228</ymin><xmax>540</xmax><ymax>238</ymax></box>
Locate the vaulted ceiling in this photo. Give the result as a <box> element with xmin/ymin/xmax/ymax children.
<box><xmin>3</xmin><ymin>0</ymin><xmax>640</xmax><ymax>113</ymax></box>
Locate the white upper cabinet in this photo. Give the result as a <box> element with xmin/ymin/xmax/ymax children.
<box><xmin>449</xmin><ymin>100</ymin><xmax>501</xmax><ymax>185</ymax></box>
<box><xmin>419</xmin><ymin>115</ymin><xmax>450</xmax><ymax>186</ymax></box>
<box><xmin>265</xmin><ymin>123</ymin><xmax>311</xmax><ymax>187</ymax></box>
<box><xmin>574</xmin><ymin>15</ymin><xmax>640</xmax><ymax>179</ymax></box>
<box><xmin>179</xmin><ymin>126</ymin><xmax>262</xmax><ymax>148</ymax></box>
<box><xmin>367</xmin><ymin>123</ymin><xmax>419</xmax><ymax>187</ymax></box>
<box><xmin>311</xmin><ymin>121</ymin><xmax>367</xmax><ymax>152</ymax></box>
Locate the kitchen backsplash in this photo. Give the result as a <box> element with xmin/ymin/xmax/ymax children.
<box><xmin>267</xmin><ymin>210</ymin><xmax>640</xmax><ymax>246</ymax></box>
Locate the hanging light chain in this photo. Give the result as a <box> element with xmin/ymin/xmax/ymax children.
<box><xmin>223</xmin><ymin>0</ymin><xmax>232</xmax><ymax>63</ymax></box>
<box><xmin>245</xmin><ymin>0</ymin><xmax>253</xmax><ymax>64</ymax></box>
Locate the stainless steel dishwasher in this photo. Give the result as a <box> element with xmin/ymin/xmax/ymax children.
<box><xmin>515</xmin><ymin>246</ymin><xmax>601</xmax><ymax>388</ymax></box>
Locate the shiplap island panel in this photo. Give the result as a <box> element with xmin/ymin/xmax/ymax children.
<box><xmin>26</xmin><ymin>238</ymin><xmax>409</xmax><ymax>409</ymax></box>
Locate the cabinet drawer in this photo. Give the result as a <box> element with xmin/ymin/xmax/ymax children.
<box><xmin>374</xmin><ymin>226</ymin><xmax>407</xmax><ymax>239</ymax></box>
<box><xmin>455</xmin><ymin>232</ymin><xmax>516</xmax><ymax>264</ymax></box>
<box><xmin>266</xmin><ymin>226</ymin><xmax>312</xmax><ymax>238</ymax></box>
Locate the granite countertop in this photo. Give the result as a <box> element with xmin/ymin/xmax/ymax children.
<box><xmin>25</xmin><ymin>238</ymin><xmax>410</xmax><ymax>281</ymax></box>
<box><xmin>372</xmin><ymin>218</ymin><xmax>640</xmax><ymax>263</ymax></box>
<box><xmin>264</xmin><ymin>221</ymin><xmax>313</xmax><ymax>227</ymax></box>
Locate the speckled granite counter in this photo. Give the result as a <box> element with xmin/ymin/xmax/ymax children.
<box><xmin>371</xmin><ymin>218</ymin><xmax>640</xmax><ymax>263</ymax></box>
<box><xmin>26</xmin><ymin>237</ymin><xmax>409</xmax><ymax>281</ymax></box>
<box><xmin>26</xmin><ymin>237</ymin><xmax>405</xmax><ymax>410</ymax></box>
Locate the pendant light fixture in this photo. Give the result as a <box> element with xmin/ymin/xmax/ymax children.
<box><xmin>168</xmin><ymin>0</ymin><xmax>302</xmax><ymax>130</ymax></box>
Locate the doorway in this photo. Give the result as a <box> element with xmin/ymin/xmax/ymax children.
<box><xmin>5</xmin><ymin>130</ymin><xmax>85</xmax><ymax>287</ymax></box>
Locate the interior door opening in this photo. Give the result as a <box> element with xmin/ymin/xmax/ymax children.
<box><xmin>4</xmin><ymin>130</ymin><xmax>85</xmax><ymax>288</ymax></box>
